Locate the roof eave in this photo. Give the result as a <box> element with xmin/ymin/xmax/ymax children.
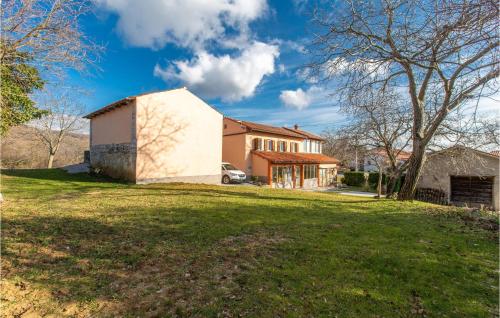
<box><xmin>83</xmin><ymin>97</ymin><xmax>135</xmax><ymax>119</ymax></box>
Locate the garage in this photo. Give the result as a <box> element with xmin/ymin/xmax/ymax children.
<box><xmin>450</xmin><ymin>176</ymin><xmax>494</xmax><ymax>208</ymax></box>
<box><xmin>417</xmin><ymin>146</ymin><xmax>499</xmax><ymax>211</ymax></box>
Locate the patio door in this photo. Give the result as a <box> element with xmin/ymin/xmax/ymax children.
<box><xmin>272</xmin><ymin>166</ymin><xmax>293</xmax><ymax>188</ymax></box>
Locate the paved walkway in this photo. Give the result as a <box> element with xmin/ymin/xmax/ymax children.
<box><xmin>62</xmin><ymin>163</ymin><xmax>90</xmax><ymax>174</ymax></box>
<box><xmin>331</xmin><ymin>190</ymin><xmax>384</xmax><ymax>198</ymax></box>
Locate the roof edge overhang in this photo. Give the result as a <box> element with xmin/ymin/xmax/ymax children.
<box><xmin>252</xmin><ymin>151</ymin><xmax>339</xmax><ymax>165</ymax></box>
<box><xmin>83</xmin><ymin>97</ymin><xmax>135</xmax><ymax>119</ymax></box>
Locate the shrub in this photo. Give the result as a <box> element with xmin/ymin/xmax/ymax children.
<box><xmin>343</xmin><ymin>172</ymin><xmax>366</xmax><ymax>186</ymax></box>
<box><xmin>368</xmin><ymin>172</ymin><xmax>387</xmax><ymax>185</ymax></box>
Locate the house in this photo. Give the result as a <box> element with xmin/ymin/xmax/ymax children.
<box><xmin>84</xmin><ymin>88</ymin><xmax>223</xmax><ymax>184</ymax></box>
<box><xmin>417</xmin><ymin>146</ymin><xmax>499</xmax><ymax>211</ymax></box>
<box><xmin>363</xmin><ymin>148</ymin><xmax>411</xmax><ymax>172</ymax></box>
<box><xmin>222</xmin><ymin>118</ymin><xmax>339</xmax><ymax>188</ymax></box>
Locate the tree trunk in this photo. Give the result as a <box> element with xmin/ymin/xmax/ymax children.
<box><xmin>398</xmin><ymin>145</ymin><xmax>426</xmax><ymax>200</ymax></box>
<box><xmin>47</xmin><ymin>153</ymin><xmax>55</xmax><ymax>168</ymax></box>
<box><xmin>354</xmin><ymin>148</ymin><xmax>358</xmax><ymax>171</ymax></box>
<box><xmin>386</xmin><ymin>169</ymin><xmax>402</xmax><ymax>197</ymax></box>
<box><xmin>376</xmin><ymin>167</ymin><xmax>383</xmax><ymax>199</ymax></box>
<box><xmin>386</xmin><ymin>174</ymin><xmax>397</xmax><ymax>197</ymax></box>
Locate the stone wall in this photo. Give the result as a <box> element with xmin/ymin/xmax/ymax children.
<box><xmin>90</xmin><ymin>143</ymin><xmax>136</xmax><ymax>181</ymax></box>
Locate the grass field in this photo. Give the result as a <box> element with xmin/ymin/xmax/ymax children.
<box><xmin>1</xmin><ymin>169</ymin><xmax>498</xmax><ymax>317</ymax></box>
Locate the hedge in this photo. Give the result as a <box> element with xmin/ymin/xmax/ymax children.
<box><xmin>343</xmin><ymin>171</ymin><xmax>366</xmax><ymax>186</ymax></box>
<box><xmin>368</xmin><ymin>172</ymin><xmax>387</xmax><ymax>185</ymax></box>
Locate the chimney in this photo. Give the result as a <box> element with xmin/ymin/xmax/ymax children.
<box><xmin>294</xmin><ymin>124</ymin><xmax>299</xmax><ymax>130</ymax></box>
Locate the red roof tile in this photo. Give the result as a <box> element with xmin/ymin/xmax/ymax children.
<box><xmin>253</xmin><ymin>151</ymin><xmax>340</xmax><ymax>164</ymax></box>
<box><xmin>226</xmin><ymin>118</ymin><xmax>308</xmax><ymax>139</ymax></box>
<box><xmin>283</xmin><ymin>128</ymin><xmax>324</xmax><ymax>141</ymax></box>
<box><xmin>368</xmin><ymin>148</ymin><xmax>412</xmax><ymax>160</ymax></box>
<box><xmin>490</xmin><ymin>150</ymin><xmax>500</xmax><ymax>157</ymax></box>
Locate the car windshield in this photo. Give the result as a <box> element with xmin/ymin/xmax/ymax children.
<box><xmin>223</xmin><ymin>164</ymin><xmax>238</xmax><ymax>170</ymax></box>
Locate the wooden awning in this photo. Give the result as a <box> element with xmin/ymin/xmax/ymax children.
<box><xmin>253</xmin><ymin>151</ymin><xmax>339</xmax><ymax>164</ymax></box>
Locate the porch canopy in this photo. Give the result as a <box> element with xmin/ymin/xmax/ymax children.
<box><xmin>253</xmin><ymin>151</ymin><xmax>339</xmax><ymax>165</ymax></box>
<box><xmin>253</xmin><ymin>151</ymin><xmax>340</xmax><ymax>187</ymax></box>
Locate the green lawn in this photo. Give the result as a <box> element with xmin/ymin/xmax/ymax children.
<box><xmin>1</xmin><ymin>169</ymin><xmax>498</xmax><ymax>317</ymax></box>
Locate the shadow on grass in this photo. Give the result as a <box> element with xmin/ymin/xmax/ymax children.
<box><xmin>1</xmin><ymin>168</ymin><xmax>126</xmax><ymax>184</ymax></box>
<box><xmin>2</xmin><ymin>197</ymin><xmax>498</xmax><ymax>317</ymax></box>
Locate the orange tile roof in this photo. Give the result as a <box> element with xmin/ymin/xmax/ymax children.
<box><xmin>253</xmin><ymin>151</ymin><xmax>340</xmax><ymax>164</ymax></box>
<box><xmin>226</xmin><ymin>118</ymin><xmax>308</xmax><ymax>139</ymax></box>
<box><xmin>368</xmin><ymin>148</ymin><xmax>412</xmax><ymax>160</ymax></box>
<box><xmin>490</xmin><ymin>150</ymin><xmax>500</xmax><ymax>157</ymax></box>
<box><xmin>283</xmin><ymin>127</ymin><xmax>324</xmax><ymax>141</ymax></box>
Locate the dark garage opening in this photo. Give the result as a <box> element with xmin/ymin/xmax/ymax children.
<box><xmin>450</xmin><ymin>176</ymin><xmax>494</xmax><ymax>209</ymax></box>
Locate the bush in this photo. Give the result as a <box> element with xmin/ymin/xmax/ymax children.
<box><xmin>368</xmin><ymin>172</ymin><xmax>387</xmax><ymax>185</ymax></box>
<box><xmin>343</xmin><ymin>172</ymin><xmax>366</xmax><ymax>186</ymax></box>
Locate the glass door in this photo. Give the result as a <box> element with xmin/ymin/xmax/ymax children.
<box><xmin>294</xmin><ymin>165</ymin><xmax>301</xmax><ymax>188</ymax></box>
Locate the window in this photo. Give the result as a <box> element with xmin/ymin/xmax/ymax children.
<box><xmin>224</xmin><ymin>124</ymin><xmax>227</xmax><ymax>129</ymax></box>
<box><xmin>266</xmin><ymin>139</ymin><xmax>275</xmax><ymax>151</ymax></box>
<box><xmin>291</xmin><ymin>142</ymin><xmax>298</xmax><ymax>152</ymax></box>
<box><xmin>303</xmin><ymin>140</ymin><xmax>307</xmax><ymax>152</ymax></box>
<box><xmin>253</xmin><ymin>138</ymin><xmax>263</xmax><ymax>151</ymax></box>
<box><xmin>272</xmin><ymin>166</ymin><xmax>292</xmax><ymax>185</ymax></box>
<box><xmin>278</xmin><ymin>141</ymin><xmax>287</xmax><ymax>152</ymax></box>
<box><xmin>304</xmin><ymin>165</ymin><xmax>317</xmax><ymax>179</ymax></box>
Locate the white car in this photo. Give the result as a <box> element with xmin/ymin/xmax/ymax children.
<box><xmin>221</xmin><ymin>162</ymin><xmax>246</xmax><ymax>184</ymax></box>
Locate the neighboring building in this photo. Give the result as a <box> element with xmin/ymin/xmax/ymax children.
<box><xmin>417</xmin><ymin>146</ymin><xmax>499</xmax><ymax>211</ymax></box>
<box><xmin>222</xmin><ymin>118</ymin><xmax>339</xmax><ymax>188</ymax></box>
<box><xmin>84</xmin><ymin>88</ymin><xmax>223</xmax><ymax>184</ymax></box>
<box><xmin>363</xmin><ymin>148</ymin><xmax>411</xmax><ymax>172</ymax></box>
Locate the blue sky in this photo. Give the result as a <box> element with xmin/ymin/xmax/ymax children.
<box><xmin>70</xmin><ymin>0</ymin><xmax>349</xmax><ymax>134</ymax></box>
<box><xmin>71</xmin><ymin>0</ymin><xmax>497</xmax><ymax>135</ymax></box>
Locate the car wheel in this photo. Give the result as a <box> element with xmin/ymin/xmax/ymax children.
<box><xmin>222</xmin><ymin>175</ymin><xmax>230</xmax><ymax>184</ymax></box>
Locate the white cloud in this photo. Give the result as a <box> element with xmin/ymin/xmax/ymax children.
<box><xmin>94</xmin><ymin>0</ymin><xmax>268</xmax><ymax>50</ymax></box>
<box><xmin>278</xmin><ymin>64</ymin><xmax>286</xmax><ymax>73</ymax></box>
<box><xmin>154</xmin><ymin>41</ymin><xmax>279</xmax><ymax>102</ymax></box>
<box><xmin>279</xmin><ymin>86</ymin><xmax>322</xmax><ymax>110</ymax></box>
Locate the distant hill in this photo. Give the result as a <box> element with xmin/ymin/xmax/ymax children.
<box><xmin>1</xmin><ymin>125</ymin><xmax>89</xmax><ymax>169</ymax></box>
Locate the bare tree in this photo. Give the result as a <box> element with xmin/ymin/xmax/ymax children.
<box><xmin>322</xmin><ymin>129</ymin><xmax>365</xmax><ymax>171</ymax></box>
<box><xmin>308</xmin><ymin>0</ymin><xmax>499</xmax><ymax>200</ymax></box>
<box><xmin>32</xmin><ymin>91</ymin><xmax>87</xmax><ymax>168</ymax></box>
<box><xmin>1</xmin><ymin>0</ymin><xmax>101</xmax><ymax>73</ymax></box>
<box><xmin>338</xmin><ymin>87</ymin><xmax>412</xmax><ymax>195</ymax></box>
<box><xmin>365</xmin><ymin>150</ymin><xmax>389</xmax><ymax>198</ymax></box>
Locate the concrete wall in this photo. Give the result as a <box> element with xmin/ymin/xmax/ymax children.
<box><xmin>418</xmin><ymin>150</ymin><xmax>499</xmax><ymax>210</ymax></box>
<box><xmin>135</xmin><ymin>88</ymin><xmax>222</xmax><ymax>184</ymax></box>
<box><xmin>223</xmin><ymin>118</ymin><xmax>247</xmax><ymax>135</ymax></box>
<box><xmin>90</xmin><ymin>101</ymin><xmax>137</xmax><ymax>181</ymax></box>
<box><xmin>91</xmin><ymin>101</ymin><xmax>135</xmax><ymax>145</ymax></box>
<box><xmin>252</xmin><ymin>153</ymin><xmax>269</xmax><ymax>182</ymax></box>
<box><xmin>222</xmin><ymin>134</ymin><xmax>247</xmax><ymax>172</ymax></box>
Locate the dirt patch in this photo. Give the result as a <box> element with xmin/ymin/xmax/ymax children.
<box><xmin>102</xmin><ymin>232</ymin><xmax>288</xmax><ymax>317</ymax></box>
<box><xmin>2</xmin><ymin>232</ymin><xmax>287</xmax><ymax>317</ymax></box>
<box><xmin>424</xmin><ymin>207</ymin><xmax>499</xmax><ymax>234</ymax></box>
